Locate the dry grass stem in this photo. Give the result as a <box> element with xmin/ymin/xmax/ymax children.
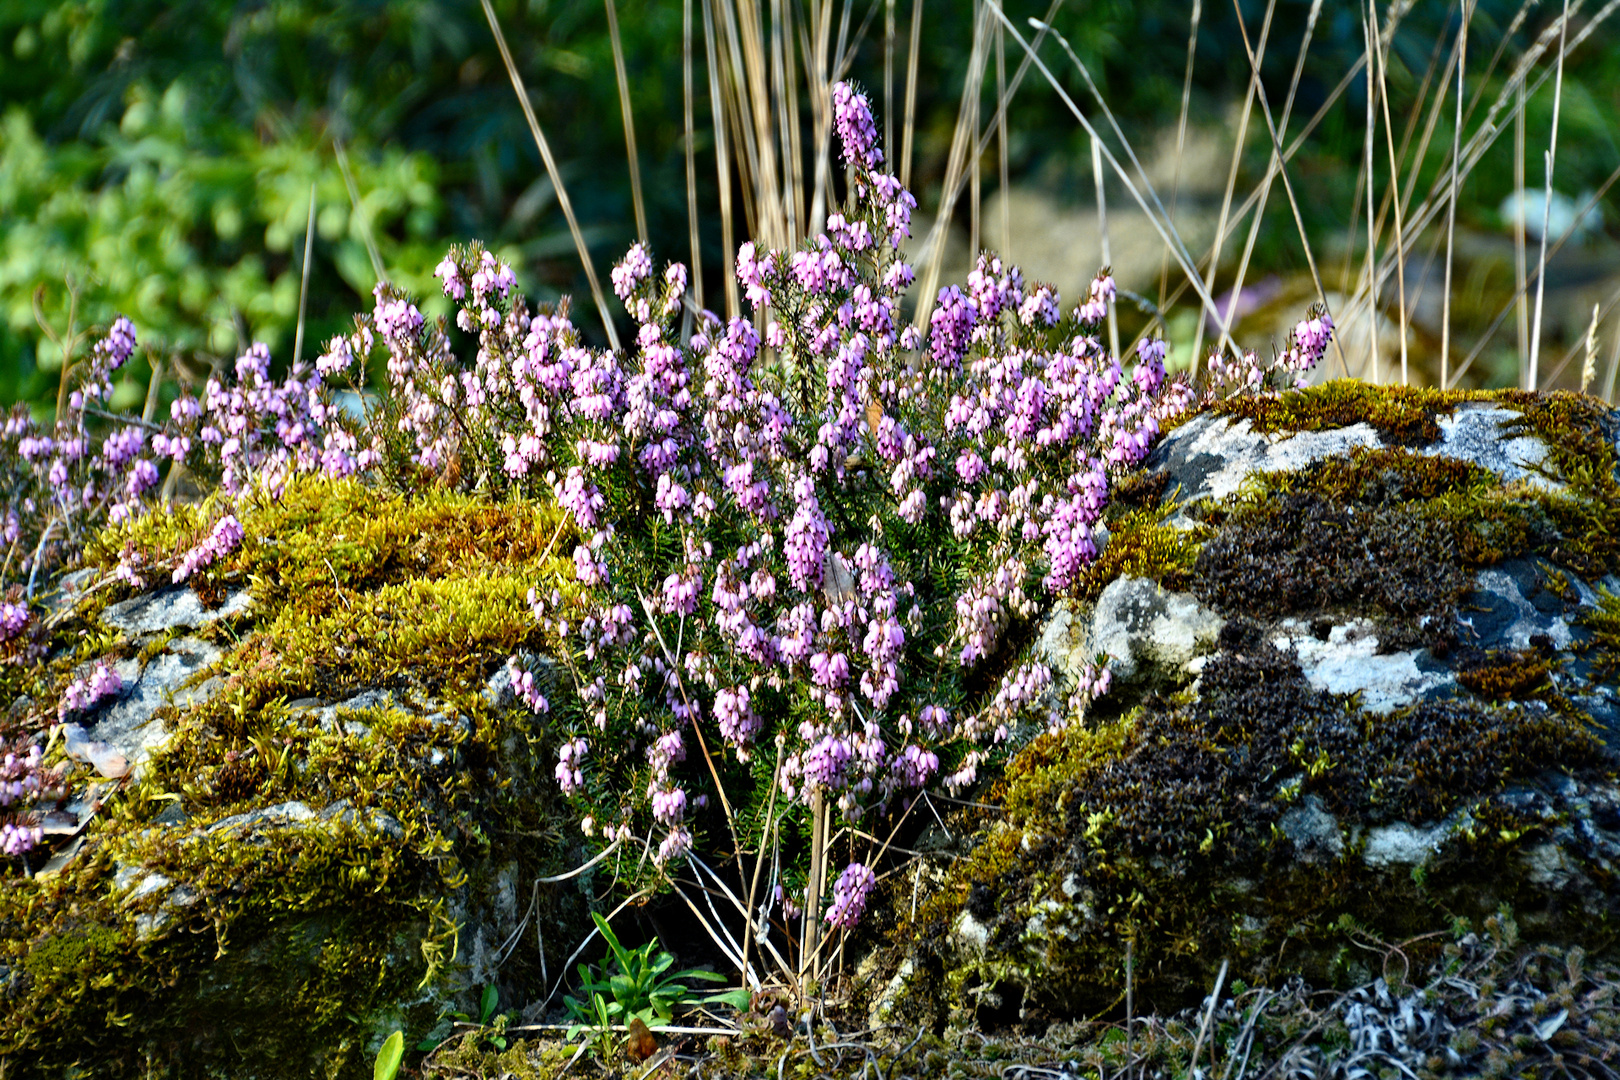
<box><xmin>1528</xmin><ymin>0</ymin><xmax>1571</xmax><ymax>390</ymax></box>
<box><xmin>293</xmin><ymin>180</ymin><xmax>316</xmax><ymax>371</ymax></box>
<box><xmin>605</xmin><ymin>0</ymin><xmax>649</xmax><ymax>246</ymax></box>
<box><xmin>333</xmin><ymin>137</ymin><xmax>384</xmax><ymax>287</ymax></box>
<box><xmin>480</xmin><ymin>0</ymin><xmax>621</xmax><ymax>352</ymax></box>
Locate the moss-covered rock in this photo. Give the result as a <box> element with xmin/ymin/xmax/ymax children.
<box><xmin>884</xmin><ymin>385</ymin><xmax>1620</xmax><ymax>1032</ymax></box>
<box><xmin>0</xmin><ymin>477</ymin><xmax>591</xmax><ymax>1079</ymax></box>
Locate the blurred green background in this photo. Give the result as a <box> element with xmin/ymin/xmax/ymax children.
<box><xmin>3</xmin><ymin>0</ymin><xmax>1617</xmax><ymax>415</ymax></box>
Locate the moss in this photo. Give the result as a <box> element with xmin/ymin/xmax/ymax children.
<box><xmin>1211</xmin><ymin>379</ymin><xmax>1489</xmax><ymax>445</ymax></box>
<box><xmin>1499</xmin><ymin>392</ymin><xmax>1620</xmax><ymax>578</ymax></box>
<box><xmin>1073</xmin><ymin>507</ymin><xmax>1205</xmax><ymax>602</ymax></box>
<box><xmin>1184</xmin><ymin>446</ymin><xmax>1574</xmax><ymax>663</ymax></box>
<box><xmin>1580</xmin><ymin>586</ymin><xmax>1620</xmax><ymax>681</ymax></box>
<box><xmin>1455</xmin><ymin>648</ymin><xmax>1554</xmax><ymax>702</ymax></box>
<box><xmin>1</xmin><ymin>475</ymin><xmax>589</xmax><ymax>1079</ymax></box>
<box><xmin>901</xmin><ymin>627</ymin><xmax>1613</xmax><ymax>1019</ymax></box>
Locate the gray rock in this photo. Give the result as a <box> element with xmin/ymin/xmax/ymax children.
<box><xmin>78</xmin><ymin>636</ymin><xmax>224</xmax><ymax>778</ymax></box>
<box><xmin>288</xmin><ymin>688</ymin><xmax>398</xmax><ymax>738</ymax></box>
<box><xmin>102</xmin><ymin>585</ymin><xmax>252</xmax><ymax>635</ymax></box>
<box><xmin>1279</xmin><ymin>795</ymin><xmax>1345</xmax><ymax>862</ymax></box>
<box><xmin>1149</xmin><ymin>413</ymin><xmax>1382</xmax><ymax>520</ymax></box>
<box><xmin>207</xmin><ymin>800</ymin><xmax>316</xmax><ymax>836</ymax></box>
<box><xmin>42</xmin><ymin>568</ymin><xmax>99</xmax><ymax>618</ymax></box>
<box><xmin>1423</xmin><ymin>404</ymin><xmax>1561</xmax><ymax>492</ymax></box>
<box><xmin>1467</xmin><ymin>562</ymin><xmax>1576</xmax><ymax>652</ymax></box>
<box><xmin>481</xmin><ymin>664</ymin><xmax>518</xmax><ymax>711</ymax></box>
<box><xmin>287</xmin><ymin>688</ymin><xmax>470</xmax><ymax>743</ymax></box>
<box><xmin>1272</xmin><ymin>618</ymin><xmax>1455</xmax><ymax>713</ymax></box>
<box><xmin>1361</xmin><ymin>812</ymin><xmax>1473</xmax><ymax>869</ymax></box>
<box><xmin>1042</xmin><ymin>576</ymin><xmax>1224</xmax><ymax>689</ymax></box>
<box><xmin>319</xmin><ymin>799</ymin><xmax>406</xmax><ymax>841</ymax></box>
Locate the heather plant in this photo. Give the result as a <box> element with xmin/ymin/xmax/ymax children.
<box><xmin>312</xmin><ymin>83</ymin><xmax>1334</xmax><ymax>985</ymax></box>
<box><xmin>0</xmin><ymin>81</ymin><xmax>1339</xmax><ymax>993</ymax></box>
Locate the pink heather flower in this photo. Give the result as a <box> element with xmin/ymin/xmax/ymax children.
<box><xmin>1077</xmin><ymin>271</ymin><xmax>1115</xmax><ymax>324</ymax></box>
<box><xmin>929</xmin><ymin>286</ymin><xmax>976</xmax><ymax>368</ymax></box>
<box><xmin>507</xmin><ymin>656</ymin><xmax>551</xmax><ymax>714</ymax></box>
<box><xmin>0</xmin><ymin>602</ymin><xmax>29</xmax><ymax>642</ymax></box>
<box><xmin>824</xmin><ymin>862</ymin><xmax>876</xmax><ymax>929</ymax></box>
<box><xmin>1134</xmin><ymin>338</ymin><xmax>1168</xmax><ymax>397</ymax></box>
<box><xmin>173</xmin><ymin>514</ymin><xmax>244</xmax><ymax>584</ymax></box>
<box><xmin>1019</xmin><ymin>284</ymin><xmax>1061</xmax><ymax>328</ymax></box>
<box><xmin>656</xmin><ymin>826</ymin><xmax>693</xmax><ymax>864</ymax></box>
<box><xmin>555</xmin><ymin>737</ymin><xmax>588</xmax><ymax>793</ymax></box>
<box><xmin>0</xmin><ymin>745</ymin><xmax>43</xmax><ymax>808</ymax></box>
<box><xmin>736</xmin><ymin>242</ymin><xmax>777</xmax><ymax>309</ymax></box>
<box><xmin>892</xmin><ymin>744</ymin><xmax>939</xmax><ymax>788</ymax></box>
<box><xmin>1</xmin><ymin>821</ymin><xmax>42</xmax><ymax>857</ymax></box>
<box><xmin>714</xmin><ymin>685</ymin><xmax>760</xmax><ymax>748</ymax></box>
<box><xmin>802</xmin><ymin>734</ymin><xmax>853</xmax><ymax>791</ymax></box>
<box><xmin>612</xmin><ymin>243</ymin><xmax>654</xmax><ymax>303</ymax></box>
<box><xmin>650</xmin><ymin>785</ymin><xmax>687</xmax><ymax>823</ymax></box>
<box><xmin>59</xmin><ymin>660</ymin><xmax>123</xmax><ymax>719</ymax></box>
<box><xmin>94</xmin><ymin>316</ymin><xmax>137</xmax><ymax>372</ymax></box>
<box><xmin>832</xmin><ymin>82</ymin><xmax>882</xmax><ymax>169</ymax></box>
<box><xmin>435</xmin><ymin>255</ymin><xmax>466</xmax><ymax>300</ymax></box>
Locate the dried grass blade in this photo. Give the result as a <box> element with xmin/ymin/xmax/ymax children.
<box><xmin>1528</xmin><ymin>0</ymin><xmax>1571</xmax><ymax>391</ymax></box>
<box><xmin>605</xmin><ymin>0</ymin><xmax>650</xmax><ymax>246</ymax></box>
<box><xmin>1443</xmin><ymin>1</ymin><xmax>1474</xmax><ymax>388</ymax></box>
<box><xmin>293</xmin><ymin>180</ymin><xmax>316</xmax><ymax>370</ymax></box>
<box><xmin>1372</xmin><ymin>0</ymin><xmax>1411</xmax><ymax>385</ymax></box>
<box><xmin>333</xmin><ymin>138</ymin><xmax>385</xmax><ymax>288</ymax></box>
<box><xmin>991</xmin><ymin>7</ymin><xmax>1226</xmax><ymax>328</ymax></box>
<box><xmin>901</xmin><ymin>0</ymin><xmax>923</xmax><ymax>189</ymax></box>
<box><xmin>685</xmin><ymin>0</ymin><xmax>706</xmax><ymax>311</ymax></box>
<box><xmin>480</xmin><ymin>0</ymin><xmax>622</xmax><ymax>352</ymax></box>
<box><xmin>1159</xmin><ymin>0</ymin><xmax>1203</xmax><ymax>313</ymax></box>
<box><xmin>703</xmin><ymin>0</ymin><xmax>741</xmax><ymax>319</ymax></box>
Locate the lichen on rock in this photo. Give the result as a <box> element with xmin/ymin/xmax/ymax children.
<box><xmin>881</xmin><ymin>384</ymin><xmax>1620</xmax><ymax>1033</ymax></box>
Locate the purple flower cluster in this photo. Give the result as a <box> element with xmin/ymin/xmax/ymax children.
<box><xmin>59</xmin><ymin>660</ymin><xmax>122</xmax><ymax>719</ymax></box>
<box><xmin>1204</xmin><ymin>305</ymin><xmax>1337</xmax><ymax>400</ymax></box>
<box><xmin>476</xmin><ymin>83</ymin><xmax>1207</xmax><ymax>922</ymax></box>
<box><xmin>1</xmin><ymin>741</ymin><xmax>46</xmax><ymax>857</ymax></box>
<box><xmin>2</xmin><ymin>80</ymin><xmax>1292</xmax><ymax>912</ymax></box>
<box><xmin>0</xmin><ymin>601</ymin><xmax>29</xmax><ymax>643</ymax></box>
<box><xmin>172</xmin><ymin>514</ymin><xmax>244</xmax><ymax>584</ymax></box>
<box><xmin>823</xmin><ymin>861</ymin><xmax>876</xmax><ymax>929</ymax></box>
<box><xmin>832</xmin><ymin>83</ymin><xmax>882</xmax><ymax>170</ymax></box>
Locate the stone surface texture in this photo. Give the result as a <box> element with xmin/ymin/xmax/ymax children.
<box><xmin>879</xmin><ymin>389</ymin><xmax>1620</xmax><ymax>1032</ymax></box>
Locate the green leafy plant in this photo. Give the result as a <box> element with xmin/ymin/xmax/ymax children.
<box><xmin>373</xmin><ymin>1030</ymin><xmax>404</xmax><ymax>1080</ymax></box>
<box><xmin>563</xmin><ymin>913</ymin><xmax>748</xmax><ymax>1038</ymax></box>
<box><xmin>415</xmin><ymin>982</ymin><xmax>514</xmax><ymax>1054</ymax></box>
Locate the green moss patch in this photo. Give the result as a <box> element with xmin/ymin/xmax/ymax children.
<box><xmin>1211</xmin><ymin>380</ymin><xmax>1488</xmax><ymax>445</ymax></box>
<box><xmin>1</xmin><ymin>476</ymin><xmax>588</xmax><ymax>1079</ymax></box>
<box><xmin>900</xmin><ymin>627</ymin><xmax>1612</xmax><ymax>1020</ymax></box>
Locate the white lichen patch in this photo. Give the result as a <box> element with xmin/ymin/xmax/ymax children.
<box><xmin>1273</xmin><ymin>618</ymin><xmax>1455</xmax><ymax>713</ymax></box>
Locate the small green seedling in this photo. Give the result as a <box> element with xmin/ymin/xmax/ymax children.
<box><xmin>374</xmin><ymin>1030</ymin><xmax>404</xmax><ymax>1080</ymax></box>
<box><xmin>416</xmin><ymin>982</ymin><xmax>514</xmax><ymax>1053</ymax></box>
<box><xmin>563</xmin><ymin>912</ymin><xmax>750</xmax><ymax>1040</ymax></box>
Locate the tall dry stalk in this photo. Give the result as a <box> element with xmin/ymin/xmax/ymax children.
<box><xmin>1528</xmin><ymin>0</ymin><xmax>1571</xmax><ymax>390</ymax></box>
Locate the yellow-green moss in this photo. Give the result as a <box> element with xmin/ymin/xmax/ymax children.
<box><xmin>1213</xmin><ymin>379</ymin><xmax>1491</xmax><ymax>444</ymax></box>
<box><xmin>2</xmin><ymin>475</ymin><xmax>588</xmax><ymax>1079</ymax></box>
<box><xmin>1073</xmin><ymin>508</ymin><xmax>1205</xmax><ymax>601</ymax></box>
